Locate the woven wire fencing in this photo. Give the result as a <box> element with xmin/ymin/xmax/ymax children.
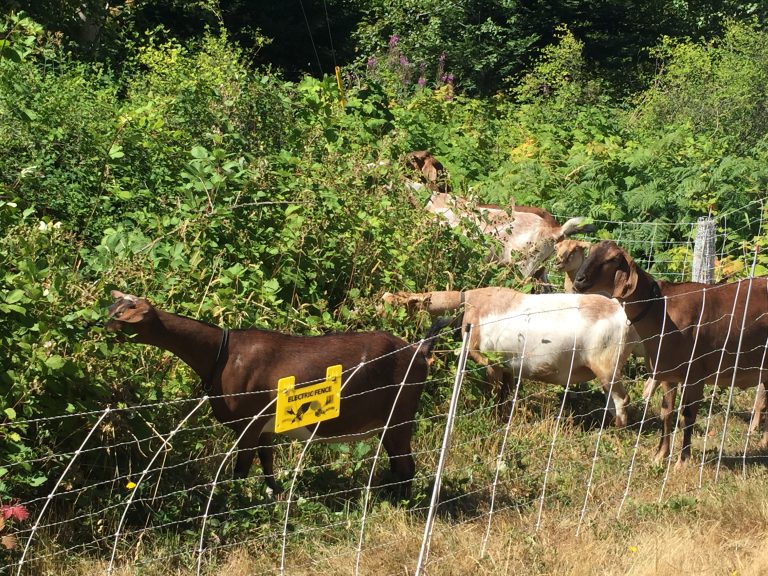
<box><xmin>2</xmin><ymin>202</ymin><xmax>768</xmax><ymax>575</ymax></box>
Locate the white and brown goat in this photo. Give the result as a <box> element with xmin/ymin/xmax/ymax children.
<box><xmin>105</xmin><ymin>291</ymin><xmax>437</xmax><ymax>495</ymax></box>
<box><xmin>382</xmin><ymin>287</ymin><xmax>637</xmax><ymax>427</ymax></box>
<box><xmin>555</xmin><ymin>239</ymin><xmax>665</xmax><ymax>405</ymax></box>
<box><xmin>405</xmin><ymin>150</ymin><xmax>594</xmax><ymax>283</ymax></box>
<box><xmin>573</xmin><ymin>240</ymin><xmax>768</xmax><ymax>464</ymax></box>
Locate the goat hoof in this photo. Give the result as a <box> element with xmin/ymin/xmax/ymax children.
<box><xmin>265</xmin><ymin>482</ymin><xmax>285</xmax><ymax>500</ymax></box>
<box><xmin>652</xmin><ymin>450</ymin><xmax>669</xmax><ymax>466</ymax></box>
<box><xmin>673</xmin><ymin>454</ymin><xmax>691</xmax><ymax>470</ymax></box>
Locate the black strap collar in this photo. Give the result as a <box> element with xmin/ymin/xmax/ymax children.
<box><xmin>202</xmin><ymin>328</ymin><xmax>229</xmax><ymax>393</ymax></box>
<box><xmin>627</xmin><ymin>282</ymin><xmax>662</xmax><ymax>324</ymax></box>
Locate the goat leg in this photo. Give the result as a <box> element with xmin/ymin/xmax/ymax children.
<box><xmin>654</xmin><ymin>381</ymin><xmax>677</xmax><ymax>465</ymax></box>
<box><xmin>233</xmin><ymin>445</ymin><xmax>256</xmax><ymax>480</ymax></box>
<box><xmin>750</xmin><ymin>381</ymin><xmax>768</xmax><ymax>450</ymax></box>
<box><xmin>598</xmin><ymin>376</ymin><xmax>630</xmax><ymax>428</ymax></box>
<box><xmin>676</xmin><ymin>383</ymin><xmax>703</xmax><ymax>467</ymax></box>
<box><xmin>497</xmin><ymin>369</ymin><xmax>516</xmax><ymax>422</ymax></box>
<box><xmin>257</xmin><ymin>434</ymin><xmax>284</xmax><ymax>495</ymax></box>
<box><xmin>468</xmin><ymin>349</ymin><xmax>510</xmax><ymax>417</ymax></box>
<box><xmin>381</xmin><ymin>422</ymin><xmax>416</xmax><ymax>499</ymax></box>
<box><xmin>231</xmin><ymin>425</ymin><xmax>283</xmax><ymax>495</ymax></box>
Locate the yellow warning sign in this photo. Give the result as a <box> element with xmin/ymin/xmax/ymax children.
<box><xmin>275</xmin><ymin>365</ymin><xmax>342</xmax><ymax>433</ymax></box>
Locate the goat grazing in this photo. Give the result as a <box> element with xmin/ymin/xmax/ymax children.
<box><xmin>405</xmin><ymin>150</ymin><xmax>594</xmax><ymax>285</ymax></box>
<box><xmin>105</xmin><ymin>291</ymin><xmax>437</xmax><ymax>495</ymax></box>
<box><xmin>573</xmin><ymin>240</ymin><xmax>768</xmax><ymax>464</ymax></box>
<box><xmin>382</xmin><ymin>287</ymin><xmax>637</xmax><ymax>427</ymax></box>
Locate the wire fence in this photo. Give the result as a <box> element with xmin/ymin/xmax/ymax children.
<box><xmin>2</xmin><ymin>203</ymin><xmax>767</xmax><ymax>575</ymax></box>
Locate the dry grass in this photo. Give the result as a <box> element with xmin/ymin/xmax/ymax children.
<box><xmin>277</xmin><ymin>480</ymin><xmax>768</xmax><ymax>576</ymax></box>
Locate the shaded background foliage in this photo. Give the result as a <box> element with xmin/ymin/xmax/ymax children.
<box><xmin>8</xmin><ymin>0</ymin><xmax>768</xmax><ymax>94</ymax></box>
<box><xmin>0</xmin><ymin>3</ymin><xmax>767</xmax><ymax>563</ymax></box>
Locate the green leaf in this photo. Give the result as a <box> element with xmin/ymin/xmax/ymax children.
<box><xmin>5</xmin><ymin>289</ymin><xmax>25</xmax><ymax>304</ymax></box>
<box><xmin>20</xmin><ymin>107</ymin><xmax>38</xmax><ymax>121</ymax></box>
<box><xmin>108</xmin><ymin>143</ymin><xmax>125</xmax><ymax>159</ymax></box>
<box><xmin>27</xmin><ymin>475</ymin><xmax>47</xmax><ymax>487</ymax></box>
<box><xmin>3</xmin><ymin>408</ymin><xmax>16</xmax><ymax>420</ymax></box>
<box><xmin>191</xmin><ymin>146</ymin><xmax>209</xmax><ymax>159</ymax></box>
<box><xmin>45</xmin><ymin>355</ymin><xmax>65</xmax><ymax>370</ymax></box>
<box><xmin>111</xmin><ymin>187</ymin><xmax>133</xmax><ymax>200</ymax></box>
<box><xmin>262</xmin><ymin>278</ymin><xmax>280</xmax><ymax>294</ymax></box>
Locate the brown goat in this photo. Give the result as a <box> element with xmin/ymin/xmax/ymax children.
<box><xmin>573</xmin><ymin>240</ymin><xmax>768</xmax><ymax>465</ymax></box>
<box><xmin>555</xmin><ymin>239</ymin><xmax>671</xmax><ymax>415</ymax></box>
<box><xmin>105</xmin><ymin>291</ymin><xmax>437</xmax><ymax>496</ymax></box>
<box><xmin>405</xmin><ymin>150</ymin><xmax>449</xmax><ymax>193</ymax></box>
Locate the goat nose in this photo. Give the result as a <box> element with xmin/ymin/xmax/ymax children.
<box><xmin>572</xmin><ymin>274</ymin><xmax>587</xmax><ymax>291</ymax></box>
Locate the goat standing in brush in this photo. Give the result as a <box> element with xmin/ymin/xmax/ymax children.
<box><xmin>382</xmin><ymin>288</ymin><xmax>636</xmax><ymax>427</ymax></box>
<box><xmin>573</xmin><ymin>240</ymin><xmax>768</xmax><ymax>464</ymax></box>
<box><xmin>405</xmin><ymin>150</ymin><xmax>594</xmax><ymax>286</ymax></box>
<box><xmin>105</xmin><ymin>291</ymin><xmax>437</xmax><ymax>496</ymax></box>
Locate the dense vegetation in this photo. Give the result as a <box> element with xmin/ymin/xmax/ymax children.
<box><xmin>1</xmin><ymin>4</ymin><xmax>768</xmax><ymax>573</ymax></box>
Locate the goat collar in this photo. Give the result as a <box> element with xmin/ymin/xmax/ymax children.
<box><xmin>627</xmin><ymin>281</ymin><xmax>662</xmax><ymax>324</ymax></box>
<box><xmin>202</xmin><ymin>328</ymin><xmax>229</xmax><ymax>393</ymax></box>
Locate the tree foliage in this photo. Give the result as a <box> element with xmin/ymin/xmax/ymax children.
<box><xmin>7</xmin><ymin>0</ymin><xmax>768</xmax><ymax>95</ymax></box>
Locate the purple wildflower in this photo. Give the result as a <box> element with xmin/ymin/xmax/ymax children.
<box><xmin>418</xmin><ymin>77</ymin><xmax>426</xmax><ymax>88</ymax></box>
<box><xmin>437</xmin><ymin>52</ymin><xmax>446</xmax><ymax>81</ymax></box>
<box><xmin>389</xmin><ymin>35</ymin><xmax>400</xmax><ymax>49</ymax></box>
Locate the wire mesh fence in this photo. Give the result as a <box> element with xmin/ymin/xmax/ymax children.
<box><xmin>2</xmin><ymin>203</ymin><xmax>767</xmax><ymax>575</ymax></box>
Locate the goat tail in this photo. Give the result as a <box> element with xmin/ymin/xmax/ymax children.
<box><xmin>420</xmin><ymin>315</ymin><xmax>458</xmax><ymax>359</ymax></box>
<box><xmin>560</xmin><ymin>216</ymin><xmax>596</xmax><ymax>238</ymax></box>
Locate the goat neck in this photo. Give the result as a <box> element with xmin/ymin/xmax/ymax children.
<box><xmin>622</xmin><ymin>269</ymin><xmax>663</xmax><ymax>325</ymax></box>
<box><xmin>131</xmin><ymin>309</ymin><xmax>227</xmax><ymax>390</ymax></box>
<box><xmin>424</xmin><ymin>291</ymin><xmax>465</xmax><ymax>315</ymax></box>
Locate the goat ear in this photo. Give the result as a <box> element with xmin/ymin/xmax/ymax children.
<box><xmin>613</xmin><ymin>256</ymin><xmax>638</xmax><ymax>299</ymax></box>
<box><xmin>114</xmin><ymin>299</ymin><xmax>152</xmax><ymax>324</ymax></box>
<box><xmin>422</xmin><ymin>160</ymin><xmax>438</xmax><ymax>182</ymax></box>
<box><xmin>111</xmin><ymin>290</ymin><xmax>139</xmax><ymax>302</ymax></box>
<box><xmin>405</xmin><ymin>294</ymin><xmax>422</xmax><ymax>315</ymax></box>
